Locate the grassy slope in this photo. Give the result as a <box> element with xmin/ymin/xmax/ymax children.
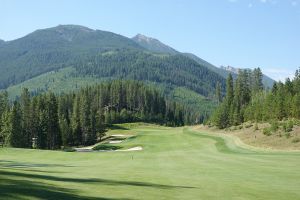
<box><xmin>1</xmin><ymin>123</ymin><xmax>300</xmax><ymax>200</ymax></box>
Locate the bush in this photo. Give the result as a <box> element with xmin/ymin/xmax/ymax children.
<box><xmin>270</xmin><ymin>120</ymin><xmax>279</xmax><ymax>132</ymax></box>
<box><xmin>287</xmin><ymin>120</ymin><xmax>294</xmax><ymax>131</ymax></box>
<box><xmin>62</xmin><ymin>147</ymin><xmax>76</xmax><ymax>152</ymax></box>
<box><xmin>292</xmin><ymin>138</ymin><xmax>300</xmax><ymax>143</ymax></box>
<box><xmin>231</xmin><ymin>126</ymin><xmax>237</xmax><ymax>131</ymax></box>
<box><xmin>93</xmin><ymin>144</ymin><xmax>122</xmax><ymax>151</ymax></box>
<box><xmin>285</xmin><ymin>132</ymin><xmax>291</xmax><ymax>138</ymax></box>
<box><xmin>263</xmin><ymin>128</ymin><xmax>272</xmax><ymax>136</ymax></box>
<box><xmin>245</xmin><ymin>124</ymin><xmax>253</xmax><ymax>128</ymax></box>
<box><xmin>254</xmin><ymin>123</ymin><xmax>259</xmax><ymax>131</ymax></box>
<box><xmin>283</xmin><ymin>120</ymin><xmax>293</xmax><ymax>132</ymax></box>
<box><xmin>238</xmin><ymin>125</ymin><xmax>243</xmax><ymax>130</ymax></box>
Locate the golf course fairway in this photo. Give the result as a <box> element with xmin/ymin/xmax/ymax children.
<box><xmin>1</xmin><ymin>123</ymin><xmax>300</xmax><ymax>200</ymax></box>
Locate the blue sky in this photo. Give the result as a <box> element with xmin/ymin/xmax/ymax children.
<box><xmin>0</xmin><ymin>0</ymin><xmax>299</xmax><ymax>81</ymax></box>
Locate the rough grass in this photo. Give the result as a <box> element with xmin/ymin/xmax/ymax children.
<box><xmin>201</xmin><ymin>122</ymin><xmax>300</xmax><ymax>151</ymax></box>
<box><xmin>1</xmin><ymin>123</ymin><xmax>300</xmax><ymax>199</ymax></box>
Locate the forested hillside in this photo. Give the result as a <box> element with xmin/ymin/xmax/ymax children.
<box><xmin>210</xmin><ymin>67</ymin><xmax>300</xmax><ymax>129</ymax></box>
<box><xmin>0</xmin><ymin>25</ymin><xmax>226</xmax><ymax>121</ymax></box>
<box><xmin>0</xmin><ymin>81</ymin><xmax>189</xmax><ymax>149</ymax></box>
<box><xmin>0</xmin><ymin>25</ymin><xmax>225</xmax><ymax>95</ymax></box>
<box><xmin>0</xmin><ymin>25</ymin><xmax>143</xmax><ymax>88</ymax></box>
<box><xmin>74</xmin><ymin>49</ymin><xmax>225</xmax><ymax>96</ymax></box>
<box><xmin>132</xmin><ymin>33</ymin><xmax>274</xmax><ymax>89</ymax></box>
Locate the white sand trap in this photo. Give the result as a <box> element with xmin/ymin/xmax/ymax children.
<box><xmin>111</xmin><ymin>134</ymin><xmax>127</xmax><ymax>137</ymax></box>
<box><xmin>109</xmin><ymin>140</ymin><xmax>123</xmax><ymax>144</ymax></box>
<box><xmin>117</xmin><ymin>146</ymin><xmax>143</xmax><ymax>152</ymax></box>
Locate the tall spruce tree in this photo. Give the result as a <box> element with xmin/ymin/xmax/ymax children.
<box><xmin>8</xmin><ymin>101</ymin><xmax>23</xmax><ymax>147</ymax></box>
<box><xmin>20</xmin><ymin>88</ymin><xmax>31</xmax><ymax>147</ymax></box>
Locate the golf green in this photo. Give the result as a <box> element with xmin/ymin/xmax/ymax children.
<box><xmin>1</xmin><ymin>124</ymin><xmax>300</xmax><ymax>200</ymax></box>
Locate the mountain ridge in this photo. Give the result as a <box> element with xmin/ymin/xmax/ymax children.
<box><xmin>0</xmin><ymin>24</ymin><xmax>144</xmax><ymax>88</ymax></box>
<box><xmin>132</xmin><ymin>33</ymin><xmax>178</xmax><ymax>54</ymax></box>
<box><xmin>134</xmin><ymin>33</ymin><xmax>275</xmax><ymax>88</ymax></box>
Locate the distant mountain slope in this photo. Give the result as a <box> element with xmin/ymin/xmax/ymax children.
<box><xmin>184</xmin><ymin>54</ymin><xmax>274</xmax><ymax>88</ymax></box>
<box><xmin>132</xmin><ymin>34</ymin><xmax>178</xmax><ymax>54</ymax></box>
<box><xmin>220</xmin><ymin>66</ymin><xmax>275</xmax><ymax>88</ymax></box>
<box><xmin>183</xmin><ymin>53</ymin><xmax>229</xmax><ymax>78</ymax></box>
<box><xmin>0</xmin><ymin>39</ymin><xmax>4</xmax><ymax>45</ymax></box>
<box><xmin>74</xmin><ymin>49</ymin><xmax>225</xmax><ymax>96</ymax></box>
<box><xmin>0</xmin><ymin>25</ymin><xmax>226</xmax><ymax>96</ymax></box>
<box><xmin>131</xmin><ymin>34</ymin><xmax>274</xmax><ymax>88</ymax></box>
<box><xmin>0</xmin><ymin>25</ymin><xmax>143</xmax><ymax>88</ymax></box>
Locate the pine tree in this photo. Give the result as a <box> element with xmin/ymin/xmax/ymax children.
<box><xmin>71</xmin><ymin>95</ymin><xmax>82</xmax><ymax>146</ymax></box>
<box><xmin>8</xmin><ymin>101</ymin><xmax>23</xmax><ymax>147</ymax></box>
<box><xmin>252</xmin><ymin>68</ymin><xmax>263</xmax><ymax>93</ymax></box>
<box><xmin>20</xmin><ymin>88</ymin><xmax>32</xmax><ymax>147</ymax></box>
<box><xmin>80</xmin><ymin>92</ymin><xmax>92</xmax><ymax>145</ymax></box>
<box><xmin>0</xmin><ymin>110</ymin><xmax>11</xmax><ymax>146</ymax></box>
<box><xmin>215</xmin><ymin>82</ymin><xmax>222</xmax><ymax>104</ymax></box>
<box><xmin>46</xmin><ymin>93</ymin><xmax>61</xmax><ymax>149</ymax></box>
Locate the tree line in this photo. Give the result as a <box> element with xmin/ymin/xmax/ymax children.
<box><xmin>0</xmin><ymin>80</ymin><xmax>188</xmax><ymax>149</ymax></box>
<box><xmin>210</xmin><ymin>67</ymin><xmax>300</xmax><ymax>128</ymax></box>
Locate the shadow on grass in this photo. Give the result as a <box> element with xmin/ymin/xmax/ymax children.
<box><xmin>0</xmin><ymin>170</ymin><xmax>197</xmax><ymax>190</ymax></box>
<box><xmin>0</xmin><ymin>177</ymin><xmax>132</xmax><ymax>200</ymax></box>
<box><xmin>0</xmin><ymin>160</ymin><xmax>74</xmax><ymax>168</ymax></box>
<box><xmin>0</xmin><ymin>158</ymin><xmax>197</xmax><ymax>199</ymax></box>
<box><xmin>92</xmin><ymin>144</ymin><xmax>122</xmax><ymax>151</ymax></box>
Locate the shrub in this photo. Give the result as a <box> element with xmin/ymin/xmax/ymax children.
<box><xmin>285</xmin><ymin>132</ymin><xmax>291</xmax><ymax>138</ymax></box>
<box><xmin>270</xmin><ymin>120</ymin><xmax>279</xmax><ymax>132</ymax></box>
<box><xmin>254</xmin><ymin>123</ymin><xmax>259</xmax><ymax>131</ymax></box>
<box><xmin>287</xmin><ymin>120</ymin><xmax>294</xmax><ymax>131</ymax></box>
<box><xmin>238</xmin><ymin>125</ymin><xmax>243</xmax><ymax>130</ymax></box>
<box><xmin>245</xmin><ymin>124</ymin><xmax>253</xmax><ymax>128</ymax></box>
<box><xmin>263</xmin><ymin>128</ymin><xmax>272</xmax><ymax>136</ymax></box>
<box><xmin>62</xmin><ymin>147</ymin><xmax>76</xmax><ymax>152</ymax></box>
<box><xmin>292</xmin><ymin>138</ymin><xmax>300</xmax><ymax>143</ymax></box>
<box><xmin>283</xmin><ymin>120</ymin><xmax>293</xmax><ymax>132</ymax></box>
<box><xmin>93</xmin><ymin>144</ymin><xmax>122</xmax><ymax>151</ymax></box>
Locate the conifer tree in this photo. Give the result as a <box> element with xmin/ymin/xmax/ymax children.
<box><xmin>8</xmin><ymin>101</ymin><xmax>23</xmax><ymax>147</ymax></box>
<box><xmin>20</xmin><ymin>88</ymin><xmax>31</xmax><ymax>147</ymax></box>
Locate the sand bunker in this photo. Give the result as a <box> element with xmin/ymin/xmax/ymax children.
<box><xmin>111</xmin><ymin>134</ymin><xmax>127</xmax><ymax>137</ymax></box>
<box><xmin>75</xmin><ymin>146</ymin><xmax>143</xmax><ymax>152</ymax></box>
<box><xmin>117</xmin><ymin>146</ymin><xmax>143</xmax><ymax>151</ymax></box>
<box><xmin>109</xmin><ymin>140</ymin><xmax>123</xmax><ymax>144</ymax></box>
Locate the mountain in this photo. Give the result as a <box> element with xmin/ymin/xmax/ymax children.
<box><xmin>132</xmin><ymin>34</ymin><xmax>178</xmax><ymax>54</ymax></box>
<box><xmin>0</xmin><ymin>25</ymin><xmax>225</xmax><ymax>94</ymax></box>
<box><xmin>131</xmin><ymin>34</ymin><xmax>274</xmax><ymax>89</ymax></box>
<box><xmin>0</xmin><ymin>25</ymin><xmax>143</xmax><ymax>88</ymax></box>
<box><xmin>183</xmin><ymin>53</ymin><xmax>229</xmax><ymax>78</ymax></box>
<box><xmin>220</xmin><ymin>66</ymin><xmax>275</xmax><ymax>88</ymax></box>
<box><xmin>0</xmin><ymin>25</ymin><xmax>228</xmax><ymax>121</ymax></box>
<box><xmin>185</xmin><ymin>53</ymin><xmax>274</xmax><ymax>88</ymax></box>
<box><xmin>0</xmin><ymin>39</ymin><xmax>4</xmax><ymax>45</ymax></box>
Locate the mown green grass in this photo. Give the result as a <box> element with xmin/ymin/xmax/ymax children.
<box><xmin>1</xmin><ymin>123</ymin><xmax>300</xmax><ymax>200</ymax></box>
